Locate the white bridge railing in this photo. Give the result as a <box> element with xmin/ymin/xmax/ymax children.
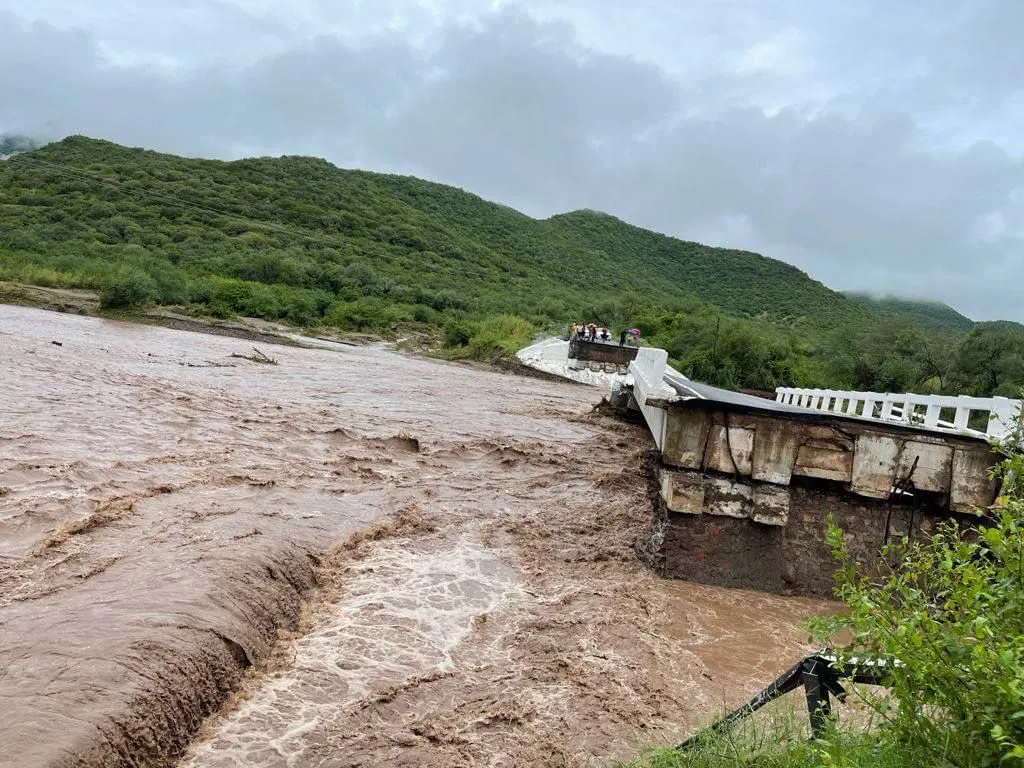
<box><xmin>775</xmin><ymin>387</ymin><xmax>1022</xmax><ymax>440</ymax></box>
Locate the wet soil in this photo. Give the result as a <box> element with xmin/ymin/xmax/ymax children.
<box><xmin>0</xmin><ymin>305</ymin><xmax>833</xmax><ymax>768</ymax></box>
<box><xmin>0</xmin><ymin>281</ymin><xmax>362</xmax><ymax>349</ymax></box>
<box><xmin>0</xmin><ymin>281</ymin><xmax>100</xmax><ymax>315</ymax></box>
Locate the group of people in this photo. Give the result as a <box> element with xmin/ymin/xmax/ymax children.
<box><xmin>570</xmin><ymin>323</ymin><xmax>610</xmax><ymax>342</ymax></box>
<box><xmin>569</xmin><ymin>323</ymin><xmax>641</xmax><ymax>346</ymax></box>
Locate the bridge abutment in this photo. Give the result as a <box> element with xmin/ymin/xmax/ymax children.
<box><xmin>643</xmin><ymin>463</ymin><xmax>972</xmax><ymax>596</ymax></box>
<box><xmin>636</xmin><ymin>402</ymin><xmax>1001</xmax><ymax>597</ymax></box>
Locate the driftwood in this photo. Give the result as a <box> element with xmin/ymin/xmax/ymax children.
<box><xmin>229</xmin><ymin>347</ymin><xmax>278</xmax><ymax>365</ymax></box>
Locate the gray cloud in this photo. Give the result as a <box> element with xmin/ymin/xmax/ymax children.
<box><xmin>1</xmin><ymin>1</ymin><xmax>1022</xmax><ymax>320</ymax></box>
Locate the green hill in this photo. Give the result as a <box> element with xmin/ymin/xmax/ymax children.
<box><xmin>843</xmin><ymin>293</ymin><xmax>974</xmax><ymax>334</ymax></box>
<box><xmin>0</xmin><ymin>136</ymin><xmax>870</xmax><ymax>331</ymax></box>
<box><xmin>0</xmin><ymin>136</ymin><xmax>1020</xmax><ymax>396</ymax></box>
<box><xmin>548</xmin><ymin>210</ymin><xmax>865</xmax><ymax>328</ymax></box>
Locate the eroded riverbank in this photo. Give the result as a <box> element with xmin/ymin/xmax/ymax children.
<box><xmin>0</xmin><ymin>305</ymin><xmax>832</xmax><ymax>767</ymax></box>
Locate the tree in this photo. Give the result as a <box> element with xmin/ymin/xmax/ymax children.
<box><xmin>947</xmin><ymin>324</ymin><xmax>1024</xmax><ymax>397</ymax></box>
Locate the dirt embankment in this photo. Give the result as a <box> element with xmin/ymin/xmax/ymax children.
<box><xmin>0</xmin><ymin>281</ymin><xmax>349</xmax><ymax>349</ymax></box>
<box><xmin>0</xmin><ymin>305</ymin><xmax>829</xmax><ymax>768</ymax></box>
<box><xmin>0</xmin><ymin>281</ymin><xmax>101</xmax><ymax>315</ymax></box>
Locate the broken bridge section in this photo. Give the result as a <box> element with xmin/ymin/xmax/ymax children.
<box><xmin>628</xmin><ymin>350</ymin><xmax>1019</xmax><ymax>597</ymax></box>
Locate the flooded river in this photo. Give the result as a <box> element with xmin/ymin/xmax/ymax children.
<box><xmin>0</xmin><ymin>305</ymin><xmax>831</xmax><ymax>767</ymax></box>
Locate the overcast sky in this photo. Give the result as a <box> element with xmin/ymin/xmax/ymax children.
<box><xmin>2</xmin><ymin>1</ymin><xmax>1022</xmax><ymax>321</ymax></box>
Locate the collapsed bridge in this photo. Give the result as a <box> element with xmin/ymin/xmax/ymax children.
<box><xmin>622</xmin><ymin>348</ymin><xmax>1020</xmax><ymax>596</ymax></box>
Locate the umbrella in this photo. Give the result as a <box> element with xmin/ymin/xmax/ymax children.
<box><xmin>628</xmin><ymin>328</ymin><xmax>640</xmax><ymax>336</ymax></box>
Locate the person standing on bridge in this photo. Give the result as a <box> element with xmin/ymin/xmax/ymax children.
<box><xmin>619</xmin><ymin>329</ymin><xmax>628</xmax><ymax>346</ymax></box>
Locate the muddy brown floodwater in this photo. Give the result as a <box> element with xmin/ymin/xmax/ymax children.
<box><xmin>0</xmin><ymin>305</ymin><xmax>835</xmax><ymax>768</ymax></box>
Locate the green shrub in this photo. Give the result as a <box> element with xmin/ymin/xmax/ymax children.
<box><xmin>148</xmin><ymin>265</ymin><xmax>189</xmax><ymax>304</ymax></box>
<box><xmin>461</xmin><ymin>314</ymin><xmax>533</xmax><ymax>361</ymax></box>
<box><xmin>13</xmin><ymin>264</ymin><xmax>73</xmax><ymax>288</ymax></box>
<box><xmin>809</xmin><ymin>417</ymin><xmax>1024</xmax><ymax>767</ymax></box>
<box><xmin>323</xmin><ymin>296</ymin><xmax>413</xmax><ymax>331</ymax></box>
<box><xmin>411</xmin><ymin>304</ymin><xmax>441</xmax><ymax>324</ymax></box>
<box><xmin>282</xmin><ymin>293</ymin><xmax>318</xmax><ymax>326</ymax></box>
<box><xmin>99</xmin><ymin>269</ymin><xmax>158</xmax><ymax>309</ymax></box>
<box><xmin>443</xmin><ymin>318</ymin><xmax>473</xmax><ymax>348</ymax></box>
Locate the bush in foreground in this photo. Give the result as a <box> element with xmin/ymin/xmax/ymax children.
<box><xmin>439</xmin><ymin>314</ymin><xmax>535</xmax><ymax>362</ymax></box>
<box><xmin>99</xmin><ymin>269</ymin><xmax>158</xmax><ymax>309</ymax></box>
<box><xmin>810</xmin><ymin>425</ymin><xmax>1024</xmax><ymax>766</ymax></box>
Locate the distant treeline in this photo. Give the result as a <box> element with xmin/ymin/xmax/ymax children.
<box><xmin>1</xmin><ymin>136</ymin><xmax>1022</xmax><ymax>396</ymax></box>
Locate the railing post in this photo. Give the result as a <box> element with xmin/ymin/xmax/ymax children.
<box><xmin>862</xmin><ymin>395</ymin><xmax>877</xmax><ymax>419</ymax></box>
<box><xmin>954</xmin><ymin>406</ymin><xmax>971</xmax><ymax>431</ymax></box>
<box><xmin>880</xmin><ymin>398</ymin><xmax>894</xmax><ymax>421</ymax></box>
<box><xmin>899</xmin><ymin>396</ymin><xmax>913</xmax><ymax>424</ymax></box>
<box><xmin>989</xmin><ymin>397</ymin><xmax>1020</xmax><ymax>440</ymax></box>
<box><xmin>801</xmin><ymin>658</ymin><xmax>833</xmax><ymax>738</ymax></box>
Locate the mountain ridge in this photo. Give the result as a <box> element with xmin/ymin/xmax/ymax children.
<box><xmin>2</xmin><ymin>135</ymin><xmax>1022</xmax><ymax>396</ymax></box>
<box><xmin>1</xmin><ymin>135</ymin><xmax>873</xmax><ymax>331</ymax></box>
<box><xmin>842</xmin><ymin>292</ymin><xmax>974</xmax><ymax>334</ymax></box>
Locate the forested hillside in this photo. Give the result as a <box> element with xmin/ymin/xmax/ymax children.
<box><xmin>550</xmin><ymin>210</ymin><xmax>863</xmax><ymax>330</ymax></box>
<box><xmin>843</xmin><ymin>292</ymin><xmax>975</xmax><ymax>333</ymax></box>
<box><xmin>0</xmin><ymin>137</ymin><xmax>869</xmax><ymax>326</ymax></box>
<box><xmin>1</xmin><ymin>136</ymin><xmax>1021</xmax><ymax>396</ymax></box>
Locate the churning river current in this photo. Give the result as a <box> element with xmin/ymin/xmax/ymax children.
<box><xmin>0</xmin><ymin>305</ymin><xmax>831</xmax><ymax>767</ymax></box>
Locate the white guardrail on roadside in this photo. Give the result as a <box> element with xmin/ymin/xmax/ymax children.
<box><xmin>775</xmin><ymin>387</ymin><xmax>1022</xmax><ymax>440</ymax></box>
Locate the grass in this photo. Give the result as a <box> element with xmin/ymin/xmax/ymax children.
<box><xmin>627</xmin><ymin>733</ymin><xmax>929</xmax><ymax>768</ymax></box>
<box><xmin>621</xmin><ymin>707</ymin><xmax>934</xmax><ymax>768</ymax></box>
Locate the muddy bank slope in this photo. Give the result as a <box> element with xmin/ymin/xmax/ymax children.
<box><xmin>0</xmin><ymin>305</ymin><xmax>829</xmax><ymax>767</ymax></box>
